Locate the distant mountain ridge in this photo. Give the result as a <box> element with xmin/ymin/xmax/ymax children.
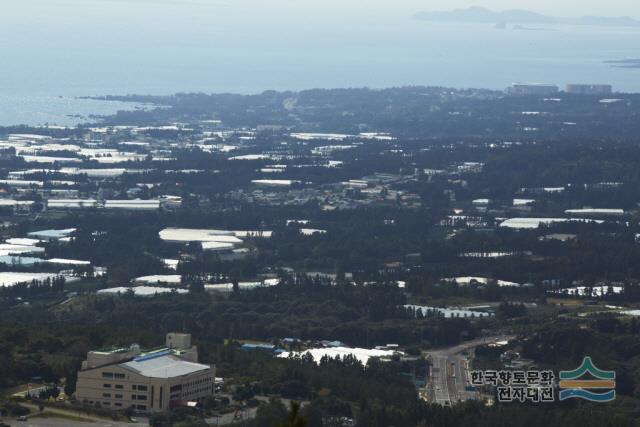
<box><xmin>415</xmin><ymin>7</ymin><xmax>553</xmax><ymax>24</ymax></box>
<box><xmin>414</xmin><ymin>7</ymin><xmax>640</xmax><ymax>27</ymax></box>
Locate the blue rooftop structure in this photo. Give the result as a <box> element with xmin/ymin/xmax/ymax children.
<box><xmin>241</xmin><ymin>343</ymin><xmax>276</xmax><ymax>351</ymax></box>
<box><xmin>27</xmin><ymin>228</ymin><xmax>76</xmax><ymax>241</ymax></box>
<box><xmin>133</xmin><ymin>348</ymin><xmax>173</xmax><ymax>362</ymax></box>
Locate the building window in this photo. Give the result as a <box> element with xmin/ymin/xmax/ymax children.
<box><xmin>131</xmin><ymin>395</ymin><xmax>137</xmax><ymax>400</ymax></box>
<box><xmin>137</xmin><ymin>385</ymin><xmax>148</xmax><ymax>391</ymax></box>
<box><xmin>136</xmin><ymin>405</ymin><xmax>146</xmax><ymax>410</ymax></box>
<box><xmin>115</xmin><ymin>403</ymin><xmax>122</xmax><ymax>407</ymax></box>
<box><xmin>115</xmin><ymin>384</ymin><xmax>123</xmax><ymax>389</ymax></box>
<box><xmin>102</xmin><ymin>372</ymin><xmax>114</xmax><ymax>378</ymax></box>
<box><xmin>137</xmin><ymin>395</ymin><xmax>147</xmax><ymax>401</ymax></box>
<box><xmin>103</xmin><ymin>402</ymin><xmax>110</xmax><ymax>406</ymax></box>
<box><xmin>115</xmin><ymin>394</ymin><xmax>123</xmax><ymax>399</ymax></box>
<box><xmin>103</xmin><ymin>384</ymin><xmax>111</xmax><ymax>388</ymax></box>
<box><xmin>132</xmin><ymin>385</ymin><xmax>137</xmax><ymax>390</ymax></box>
<box><xmin>114</xmin><ymin>373</ymin><xmax>125</xmax><ymax>379</ymax></box>
<box><xmin>102</xmin><ymin>393</ymin><xmax>111</xmax><ymax>398</ymax></box>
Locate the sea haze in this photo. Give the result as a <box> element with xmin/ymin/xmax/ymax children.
<box><xmin>0</xmin><ymin>4</ymin><xmax>639</xmax><ymax>126</ymax></box>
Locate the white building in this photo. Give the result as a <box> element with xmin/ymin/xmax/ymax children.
<box><xmin>507</xmin><ymin>83</ymin><xmax>559</xmax><ymax>96</ymax></box>
<box><xmin>76</xmin><ymin>333</ymin><xmax>215</xmax><ymax>414</ymax></box>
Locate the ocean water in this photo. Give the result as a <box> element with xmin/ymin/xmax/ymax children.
<box><xmin>1</xmin><ymin>8</ymin><xmax>639</xmax><ymax>126</ymax></box>
<box><xmin>0</xmin><ymin>93</ymin><xmax>150</xmax><ymax>127</ymax></box>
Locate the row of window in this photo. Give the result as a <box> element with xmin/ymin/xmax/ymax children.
<box><xmin>184</xmin><ymin>385</ymin><xmax>212</xmax><ymax>397</ymax></box>
<box><xmin>102</xmin><ymin>393</ymin><xmax>146</xmax><ymax>401</ymax></box>
<box><xmin>102</xmin><ymin>393</ymin><xmax>124</xmax><ymax>399</ymax></box>
<box><xmin>101</xmin><ymin>372</ymin><xmax>126</xmax><ymax>379</ymax></box>
<box><xmin>184</xmin><ymin>377</ymin><xmax>212</xmax><ymax>389</ymax></box>
<box><xmin>103</xmin><ymin>383</ymin><xmax>147</xmax><ymax>391</ymax></box>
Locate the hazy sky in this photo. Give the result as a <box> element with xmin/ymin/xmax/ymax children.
<box><xmin>1</xmin><ymin>0</ymin><xmax>639</xmax><ymax>96</ymax></box>
<box><xmin>3</xmin><ymin>0</ymin><xmax>640</xmax><ymax>19</ymax></box>
<box><xmin>412</xmin><ymin>0</ymin><xmax>640</xmax><ymax>17</ymax></box>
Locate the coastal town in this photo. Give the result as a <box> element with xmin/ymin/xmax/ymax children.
<box><xmin>1</xmin><ymin>85</ymin><xmax>640</xmax><ymax>426</ymax></box>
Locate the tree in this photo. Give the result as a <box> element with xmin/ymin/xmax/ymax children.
<box><xmin>65</xmin><ymin>370</ymin><xmax>78</xmax><ymax>397</ymax></box>
<box><xmin>149</xmin><ymin>413</ymin><xmax>171</xmax><ymax>427</ymax></box>
<box><xmin>190</xmin><ymin>277</ymin><xmax>205</xmax><ymax>293</ymax></box>
<box><xmin>277</xmin><ymin>402</ymin><xmax>307</xmax><ymax>427</ymax></box>
<box><xmin>254</xmin><ymin>399</ymin><xmax>287</xmax><ymax>427</ymax></box>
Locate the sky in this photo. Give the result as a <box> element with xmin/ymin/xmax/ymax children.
<box><xmin>411</xmin><ymin>0</ymin><xmax>640</xmax><ymax>17</ymax></box>
<box><xmin>3</xmin><ymin>0</ymin><xmax>640</xmax><ymax>20</ymax></box>
<box><xmin>1</xmin><ymin>0</ymin><xmax>639</xmax><ymax>97</ymax></box>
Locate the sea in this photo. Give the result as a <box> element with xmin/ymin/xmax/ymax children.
<box><xmin>1</xmin><ymin>13</ymin><xmax>639</xmax><ymax>127</ymax></box>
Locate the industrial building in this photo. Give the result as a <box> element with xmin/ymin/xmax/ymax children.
<box><xmin>566</xmin><ymin>84</ymin><xmax>613</xmax><ymax>95</ymax></box>
<box><xmin>75</xmin><ymin>333</ymin><xmax>215</xmax><ymax>413</ymax></box>
<box><xmin>506</xmin><ymin>83</ymin><xmax>559</xmax><ymax>96</ymax></box>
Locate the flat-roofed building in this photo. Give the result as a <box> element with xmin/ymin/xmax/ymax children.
<box><xmin>507</xmin><ymin>83</ymin><xmax>559</xmax><ymax>96</ymax></box>
<box><xmin>27</xmin><ymin>228</ymin><xmax>76</xmax><ymax>242</ymax></box>
<box><xmin>76</xmin><ymin>333</ymin><xmax>215</xmax><ymax>413</ymax></box>
<box><xmin>104</xmin><ymin>199</ymin><xmax>161</xmax><ymax>210</ymax></box>
<box><xmin>566</xmin><ymin>84</ymin><xmax>613</xmax><ymax>95</ymax></box>
<box><xmin>47</xmin><ymin>199</ymin><xmax>98</xmax><ymax>210</ymax></box>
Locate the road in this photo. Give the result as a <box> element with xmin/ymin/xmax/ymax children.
<box><xmin>206</xmin><ymin>407</ymin><xmax>258</xmax><ymax>426</ymax></box>
<box><xmin>1</xmin><ymin>403</ymin><xmax>148</xmax><ymax>427</ymax></box>
<box><xmin>429</xmin><ymin>351</ymin><xmax>475</xmax><ymax>406</ymax></box>
<box><xmin>1</xmin><ymin>418</ymin><xmax>141</xmax><ymax>427</ymax></box>
<box><xmin>425</xmin><ymin>335</ymin><xmax>515</xmax><ymax>406</ymax></box>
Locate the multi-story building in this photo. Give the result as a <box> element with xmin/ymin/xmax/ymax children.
<box><xmin>565</xmin><ymin>84</ymin><xmax>613</xmax><ymax>95</ymax></box>
<box><xmin>506</xmin><ymin>83</ymin><xmax>559</xmax><ymax>96</ymax></box>
<box><xmin>75</xmin><ymin>333</ymin><xmax>215</xmax><ymax>413</ymax></box>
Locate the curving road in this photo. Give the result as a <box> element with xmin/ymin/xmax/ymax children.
<box><xmin>425</xmin><ymin>335</ymin><xmax>515</xmax><ymax>406</ymax></box>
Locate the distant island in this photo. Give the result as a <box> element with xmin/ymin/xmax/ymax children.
<box><xmin>605</xmin><ymin>59</ymin><xmax>640</xmax><ymax>68</ymax></box>
<box><xmin>414</xmin><ymin>6</ymin><xmax>640</xmax><ymax>27</ymax></box>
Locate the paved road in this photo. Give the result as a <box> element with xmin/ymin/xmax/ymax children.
<box><xmin>1</xmin><ymin>403</ymin><xmax>149</xmax><ymax>427</ymax></box>
<box><xmin>206</xmin><ymin>407</ymin><xmax>258</xmax><ymax>426</ymax></box>
<box><xmin>1</xmin><ymin>418</ymin><xmax>143</xmax><ymax>427</ymax></box>
<box><xmin>425</xmin><ymin>335</ymin><xmax>515</xmax><ymax>406</ymax></box>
